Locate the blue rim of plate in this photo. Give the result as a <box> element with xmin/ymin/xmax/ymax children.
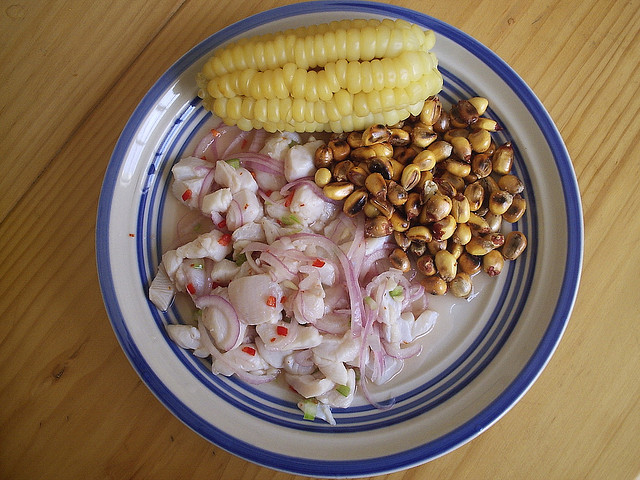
<box><xmin>96</xmin><ymin>1</ymin><xmax>583</xmax><ymax>477</ymax></box>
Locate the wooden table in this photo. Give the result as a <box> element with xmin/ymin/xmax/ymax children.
<box><xmin>1</xmin><ymin>1</ymin><xmax>638</xmax><ymax>478</ymax></box>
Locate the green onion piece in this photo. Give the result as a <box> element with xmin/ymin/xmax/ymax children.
<box><xmin>225</xmin><ymin>158</ymin><xmax>240</xmax><ymax>169</ymax></box>
<box><xmin>364</xmin><ymin>296</ymin><xmax>378</xmax><ymax>310</ymax></box>
<box><xmin>235</xmin><ymin>253</ymin><xmax>247</xmax><ymax>266</ymax></box>
<box><xmin>281</xmin><ymin>213</ymin><xmax>302</xmax><ymax>225</ymax></box>
<box><xmin>288</xmin><ymin>140</ymin><xmax>299</xmax><ymax>147</ymax></box>
<box><xmin>301</xmin><ymin>400</ymin><xmax>317</xmax><ymax>421</ymax></box>
<box><xmin>336</xmin><ymin>385</ymin><xmax>350</xmax><ymax>397</ymax></box>
<box><xmin>389</xmin><ymin>286</ymin><xmax>403</xmax><ymax>298</ymax></box>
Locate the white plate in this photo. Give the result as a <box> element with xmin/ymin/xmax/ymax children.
<box><xmin>96</xmin><ymin>1</ymin><xmax>583</xmax><ymax>477</ymax></box>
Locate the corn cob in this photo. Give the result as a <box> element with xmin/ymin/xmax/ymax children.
<box><xmin>197</xmin><ymin>19</ymin><xmax>443</xmax><ymax>133</ymax></box>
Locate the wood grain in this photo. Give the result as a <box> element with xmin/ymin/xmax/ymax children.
<box><xmin>1</xmin><ymin>0</ymin><xmax>639</xmax><ymax>479</ymax></box>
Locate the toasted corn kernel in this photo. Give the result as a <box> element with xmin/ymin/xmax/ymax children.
<box><xmin>465</xmin><ymin>235</ymin><xmax>496</xmax><ymax>256</ymax></box>
<box><xmin>393</xmin><ymin>231</ymin><xmax>411</xmax><ymax>250</ymax></box>
<box><xmin>444</xmin><ymin>158</ymin><xmax>472</xmax><ymax>178</ymax></box>
<box><xmin>314</xmin><ymin>167</ymin><xmax>332</xmax><ymax>187</ymax></box>
<box><xmin>404</xmin><ymin>192</ymin><xmax>422</xmax><ymax>221</ymax></box>
<box><xmin>314</xmin><ymin>145</ymin><xmax>333</xmax><ymax>169</ymax></box>
<box><xmin>332</xmin><ymin>160</ymin><xmax>354</xmax><ymax>182</ymax></box>
<box><xmin>450</xmin><ymin>136</ymin><xmax>472</xmax><ymax>162</ymax></box>
<box><xmin>370</xmin><ymin>142</ymin><xmax>394</xmax><ymax>158</ymax></box>
<box><xmin>417</xmin><ymin>170</ymin><xmax>435</xmax><ymax>193</ymax></box>
<box><xmin>323</xmin><ymin>181</ymin><xmax>354</xmax><ymax>201</ymax></box>
<box><xmin>485</xmin><ymin>212</ymin><xmax>503</xmax><ymax>232</ymax></box>
<box><xmin>406</xmin><ymin>225</ymin><xmax>433</xmax><ymax>243</ymax></box>
<box><xmin>412</xmin><ymin>124</ymin><xmax>438</xmax><ymax>149</ymax></box>
<box><xmin>503</xmin><ymin>195</ymin><xmax>527</xmax><ymax>223</ymax></box>
<box><xmin>363</xmin><ymin>200</ymin><xmax>380</xmax><ymax>218</ymax></box>
<box><xmin>389</xmin><ymin>158</ymin><xmax>405</xmax><ymax>182</ymax></box>
<box><xmin>468</xmin><ymin>97</ymin><xmax>489</xmax><ymax>115</ymax></box>
<box><xmin>435</xmin><ymin>249</ymin><xmax>457</xmax><ymax>282</ymax></box>
<box><xmin>443</xmin><ymin>128</ymin><xmax>470</xmax><ymax>143</ymax></box>
<box><xmin>422</xmin><ymin>193</ymin><xmax>452</xmax><ymax>223</ymax></box>
<box><xmin>393</xmin><ymin>145</ymin><xmax>420</xmax><ymax>164</ymax></box>
<box><xmin>431</xmin><ymin>215</ymin><xmax>457</xmax><ymax>241</ymax></box>
<box><xmin>416</xmin><ymin>254</ymin><xmax>436</xmax><ymax>276</ymax></box>
<box><xmin>482</xmin><ymin>249</ymin><xmax>504</xmax><ymax>277</ymax></box>
<box><xmin>448</xmin><ymin>241</ymin><xmax>464</xmax><ymax>260</ymax></box>
<box><xmin>401</xmin><ymin>164</ymin><xmax>422</xmax><ymax>191</ymax></box>
<box><xmin>389</xmin><ymin>128</ymin><xmax>411</xmax><ymax>146</ymax></box>
<box><xmin>410</xmin><ymin>240</ymin><xmax>427</xmax><ymax>257</ymax></box>
<box><xmin>492</xmin><ymin>142</ymin><xmax>514</xmax><ymax>175</ymax></box>
<box><xmin>449</xmin><ymin>272</ymin><xmax>472</xmax><ymax>298</ymax></box>
<box><xmin>451</xmin><ymin>194</ymin><xmax>471</xmax><ymax>224</ymax></box>
<box><xmin>427</xmin><ymin>239</ymin><xmax>447</xmax><ymax>255</ymax></box>
<box><xmin>347</xmin><ymin>164</ymin><xmax>368</xmax><ymax>187</ymax></box>
<box><xmin>440</xmin><ymin>171</ymin><xmax>466</xmax><ymax>192</ymax></box>
<box><xmin>328</xmin><ymin>138</ymin><xmax>351</xmax><ymax>162</ymax></box>
<box><xmin>432</xmin><ymin>109</ymin><xmax>451</xmax><ymax>134</ymax></box>
<box><xmin>471</xmin><ymin>153</ymin><xmax>493</xmax><ymax>178</ymax></box>
<box><xmin>480</xmin><ymin>175</ymin><xmax>500</xmax><ymax>196</ymax></box>
<box><xmin>468</xmin><ymin>128</ymin><xmax>492</xmax><ymax>153</ymax></box>
<box><xmin>411</xmin><ymin>150</ymin><xmax>437</xmax><ymax>173</ymax></box>
<box><xmin>420</xmin><ymin>178</ymin><xmax>439</xmax><ymax>203</ymax></box>
<box><xmin>427</xmin><ymin>140</ymin><xmax>453</xmax><ymax>162</ymax></box>
<box><xmin>474</xmin><ymin>118</ymin><xmax>501</xmax><ymax>132</ymax></box>
<box><xmin>452</xmin><ymin>99</ymin><xmax>479</xmax><ymax>126</ymax></box>
<box><xmin>389</xmin><ymin>248</ymin><xmax>411</xmax><ymax>272</ymax></box>
<box><xmin>452</xmin><ymin>222</ymin><xmax>472</xmax><ymax>245</ymax></box>
<box><xmin>363</xmin><ymin>124</ymin><xmax>391</xmax><ymax>146</ymax></box>
<box><xmin>502</xmin><ymin>231</ymin><xmax>527</xmax><ymax>260</ymax></box>
<box><xmin>489</xmin><ymin>190</ymin><xmax>514</xmax><ymax>215</ymax></box>
<box><xmin>366</xmin><ymin>157</ymin><xmax>394</xmax><ymax>180</ymax></box>
<box><xmin>390</xmin><ymin>210</ymin><xmax>410</xmax><ymax>232</ymax></box>
<box><xmin>351</xmin><ymin>146</ymin><xmax>376</xmax><ymax>162</ymax></box>
<box><xmin>419</xmin><ymin>96</ymin><xmax>442</xmax><ymax>126</ymax></box>
<box><xmin>343</xmin><ymin>189</ymin><xmax>368</xmax><ymax>217</ymax></box>
<box><xmin>458</xmin><ymin>252</ymin><xmax>482</xmax><ymax>275</ymax></box>
<box><xmin>498</xmin><ymin>174</ymin><xmax>524</xmax><ymax>195</ymax></box>
<box><xmin>347</xmin><ymin>131</ymin><xmax>364</xmax><ymax>148</ymax></box>
<box><xmin>387</xmin><ymin>181</ymin><xmax>409</xmax><ymax>206</ymax></box>
<box><xmin>370</xmin><ymin>196</ymin><xmax>394</xmax><ymax>219</ymax></box>
<box><xmin>467</xmin><ymin>212</ymin><xmax>492</xmax><ymax>235</ymax></box>
<box><xmin>420</xmin><ymin>274</ymin><xmax>447</xmax><ymax>295</ymax></box>
<box><xmin>434</xmin><ymin>177</ymin><xmax>457</xmax><ymax>197</ymax></box>
<box><xmin>365</xmin><ymin>215</ymin><xmax>393</xmax><ymax>238</ymax></box>
<box><xmin>364</xmin><ymin>172</ymin><xmax>387</xmax><ymax>198</ymax></box>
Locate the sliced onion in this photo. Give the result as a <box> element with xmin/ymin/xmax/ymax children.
<box><xmin>382</xmin><ymin>340</ymin><xmax>423</xmax><ymax>359</ymax></box>
<box><xmin>194</xmin><ymin>294</ymin><xmax>241</xmax><ymax>351</ymax></box>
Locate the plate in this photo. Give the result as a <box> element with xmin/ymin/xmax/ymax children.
<box><xmin>96</xmin><ymin>1</ymin><xmax>583</xmax><ymax>477</ymax></box>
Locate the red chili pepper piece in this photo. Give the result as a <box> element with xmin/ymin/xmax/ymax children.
<box><xmin>284</xmin><ymin>191</ymin><xmax>294</xmax><ymax>207</ymax></box>
<box><xmin>218</xmin><ymin>233</ymin><xmax>232</xmax><ymax>246</ymax></box>
<box><xmin>276</xmin><ymin>325</ymin><xmax>288</xmax><ymax>336</ymax></box>
<box><xmin>217</xmin><ymin>219</ymin><xmax>227</xmax><ymax>229</ymax></box>
<box><xmin>186</xmin><ymin>283</ymin><xmax>196</xmax><ymax>295</ymax></box>
<box><xmin>312</xmin><ymin>258</ymin><xmax>325</xmax><ymax>268</ymax></box>
<box><xmin>181</xmin><ymin>189</ymin><xmax>193</xmax><ymax>201</ymax></box>
<box><xmin>242</xmin><ymin>346</ymin><xmax>256</xmax><ymax>356</ymax></box>
<box><xmin>266</xmin><ymin>295</ymin><xmax>277</xmax><ymax>307</ymax></box>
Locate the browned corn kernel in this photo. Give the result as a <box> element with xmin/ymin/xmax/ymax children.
<box><xmin>351</xmin><ymin>146</ymin><xmax>376</xmax><ymax>162</ymax></box>
<box><xmin>370</xmin><ymin>196</ymin><xmax>394</xmax><ymax>218</ymax></box>
<box><xmin>347</xmin><ymin>164</ymin><xmax>368</xmax><ymax>187</ymax></box>
<box><xmin>464</xmin><ymin>182</ymin><xmax>485</xmax><ymax>211</ymax></box>
<box><xmin>387</xmin><ymin>181</ymin><xmax>409</xmax><ymax>206</ymax></box>
<box><xmin>412</xmin><ymin>149</ymin><xmax>437</xmax><ymax>171</ymax></box>
<box><xmin>404</xmin><ymin>192</ymin><xmax>422</xmax><ymax>221</ymax></box>
<box><xmin>458</xmin><ymin>252</ymin><xmax>482</xmax><ymax>275</ymax></box>
<box><xmin>480</xmin><ymin>175</ymin><xmax>500</xmax><ymax>196</ymax></box>
<box><xmin>389</xmin><ymin>248</ymin><xmax>411</xmax><ymax>272</ymax></box>
<box><xmin>363</xmin><ymin>200</ymin><xmax>380</xmax><ymax>218</ymax></box>
<box><xmin>364</xmin><ymin>172</ymin><xmax>387</xmax><ymax>198</ymax></box>
<box><xmin>427</xmin><ymin>140</ymin><xmax>453</xmax><ymax>162</ymax></box>
<box><xmin>444</xmin><ymin>158</ymin><xmax>472</xmax><ymax>178</ymax></box>
<box><xmin>420</xmin><ymin>275</ymin><xmax>447</xmax><ymax>295</ymax></box>
<box><xmin>411</xmin><ymin>124</ymin><xmax>438</xmax><ymax>148</ymax></box>
<box><xmin>467</xmin><ymin>212</ymin><xmax>492</xmax><ymax>235</ymax></box>
<box><xmin>365</xmin><ymin>215</ymin><xmax>393</xmax><ymax>237</ymax></box>
<box><xmin>482</xmin><ymin>249</ymin><xmax>504</xmax><ymax>277</ymax></box>
<box><xmin>393</xmin><ymin>145</ymin><xmax>420</xmax><ymax>164</ymax></box>
<box><xmin>475</xmin><ymin>205</ymin><xmax>489</xmax><ymax>217</ymax></box>
<box><xmin>434</xmin><ymin>177</ymin><xmax>458</xmax><ymax>198</ymax></box>
<box><xmin>314</xmin><ymin>145</ymin><xmax>333</xmax><ymax>169</ymax></box>
<box><xmin>431</xmin><ymin>215</ymin><xmax>457</xmax><ymax>241</ymax></box>
<box><xmin>451</xmin><ymin>194</ymin><xmax>471</xmax><ymax>224</ymax></box>
<box><xmin>390</xmin><ymin>210</ymin><xmax>410</xmax><ymax>232</ymax></box>
<box><xmin>443</xmin><ymin>128</ymin><xmax>470</xmax><ymax>143</ymax></box>
<box><xmin>343</xmin><ymin>189</ymin><xmax>368</xmax><ymax>217</ymax></box>
<box><xmin>450</xmin><ymin>136</ymin><xmax>472</xmax><ymax>162</ymax></box>
<box><xmin>465</xmin><ymin>234</ymin><xmax>500</xmax><ymax>256</ymax></box>
<box><xmin>498</xmin><ymin>174</ymin><xmax>524</xmax><ymax>195</ymax></box>
<box><xmin>393</xmin><ymin>231</ymin><xmax>411</xmax><ymax>250</ymax></box>
<box><xmin>389</xmin><ymin>158</ymin><xmax>405</xmax><ymax>182</ymax></box>
<box><xmin>314</xmin><ymin>167</ymin><xmax>332</xmax><ymax>187</ymax></box>
<box><xmin>427</xmin><ymin>239</ymin><xmax>447</xmax><ymax>255</ymax></box>
<box><xmin>488</xmin><ymin>190</ymin><xmax>514</xmax><ymax>215</ymax></box>
<box><xmin>502</xmin><ymin>231</ymin><xmax>527</xmax><ymax>260</ymax></box>
<box><xmin>486</xmin><ymin>232</ymin><xmax>505</xmax><ymax>248</ymax></box>
<box><xmin>448</xmin><ymin>241</ymin><xmax>464</xmax><ymax>260</ymax></box>
<box><xmin>401</xmin><ymin>164</ymin><xmax>421</xmax><ymax>191</ymax></box>
<box><xmin>422</xmin><ymin>193</ymin><xmax>452</xmax><ymax>223</ymax></box>
<box><xmin>451</xmin><ymin>99</ymin><xmax>479</xmax><ymax>126</ymax></box>
<box><xmin>471</xmin><ymin>153</ymin><xmax>493</xmax><ymax>178</ymax></box>
<box><xmin>362</xmin><ymin>124</ymin><xmax>391</xmax><ymax>146</ymax></box>
<box><xmin>484</xmin><ymin>140</ymin><xmax>496</xmax><ymax>157</ymax></box>
<box><xmin>435</xmin><ymin>249</ymin><xmax>457</xmax><ymax>282</ymax></box>
<box><xmin>416</xmin><ymin>254</ymin><xmax>436</xmax><ymax>276</ymax></box>
<box><xmin>432</xmin><ymin>109</ymin><xmax>451</xmax><ymax>134</ymax></box>
<box><xmin>449</xmin><ymin>272</ymin><xmax>472</xmax><ymax>298</ymax></box>
<box><xmin>419</xmin><ymin>96</ymin><xmax>442</xmax><ymax>126</ymax></box>
<box><xmin>503</xmin><ymin>194</ymin><xmax>527</xmax><ymax>223</ymax></box>
<box><xmin>370</xmin><ymin>142</ymin><xmax>394</xmax><ymax>158</ymax></box>
<box><xmin>323</xmin><ymin>181</ymin><xmax>354</xmax><ymax>200</ymax></box>
<box><xmin>485</xmin><ymin>212</ymin><xmax>503</xmax><ymax>232</ymax></box>
<box><xmin>492</xmin><ymin>142</ymin><xmax>514</xmax><ymax>175</ymax></box>
<box><xmin>328</xmin><ymin>138</ymin><xmax>351</xmax><ymax>162</ymax></box>
<box><xmin>406</xmin><ymin>225</ymin><xmax>433</xmax><ymax>243</ymax></box>
<box><xmin>452</xmin><ymin>222</ymin><xmax>472</xmax><ymax>245</ymax></box>
<box><xmin>366</xmin><ymin>156</ymin><xmax>394</xmax><ymax>180</ymax></box>
<box><xmin>389</xmin><ymin>128</ymin><xmax>411</xmax><ymax>146</ymax></box>
<box><xmin>420</xmin><ymin>178</ymin><xmax>438</xmax><ymax>203</ymax></box>
<box><xmin>332</xmin><ymin>160</ymin><xmax>354</xmax><ymax>182</ymax></box>
<box><xmin>464</xmin><ymin>172</ymin><xmax>479</xmax><ymax>184</ymax></box>
<box><xmin>347</xmin><ymin>131</ymin><xmax>364</xmax><ymax>148</ymax></box>
<box><xmin>409</xmin><ymin>240</ymin><xmax>427</xmax><ymax>257</ymax></box>
<box><xmin>468</xmin><ymin>97</ymin><xmax>489</xmax><ymax>116</ymax></box>
<box><xmin>440</xmin><ymin>171</ymin><xmax>466</xmax><ymax>193</ymax></box>
<box><xmin>474</xmin><ymin>118</ymin><xmax>501</xmax><ymax>132</ymax></box>
<box><xmin>468</xmin><ymin>128</ymin><xmax>492</xmax><ymax>153</ymax></box>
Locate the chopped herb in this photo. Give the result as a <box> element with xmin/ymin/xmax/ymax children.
<box><xmin>288</xmin><ymin>140</ymin><xmax>299</xmax><ymax>147</ymax></box>
<box><xmin>280</xmin><ymin>213</ymin><xmax>302</xmax><ymax>225</ymax></box>
<box><xmin>235</xmin><ymin>253</ymin><xmax>247</xmax><ymax>266</ymax></box>
<box><xmin>389</xmin><ymin>286</ymin><xmax>404</xmax><ymax>298</ymax></box>
<box><xmin>225</xmin><ymin>158</ymin><xmax>240</xmax><ymax>169</ymax></box>
<box><xmin>301</xmin><ymin>400</ymin><xmax>317</xmax><ymax>421</ymax></box>
<box><xmin>364</xmin><ymin>296</ymin><xmax>378</xmax><ymax>310</ymax></box>
<box><xmin>336</xmin><ymin>385</ymin><xmax>350</xmax><ymax>397</ymax></box>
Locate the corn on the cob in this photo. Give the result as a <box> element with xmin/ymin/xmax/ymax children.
<box><xmin>197</xmin><ymin>19</ymin><xmax>443</xmax><ymax>133</ymax></box>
